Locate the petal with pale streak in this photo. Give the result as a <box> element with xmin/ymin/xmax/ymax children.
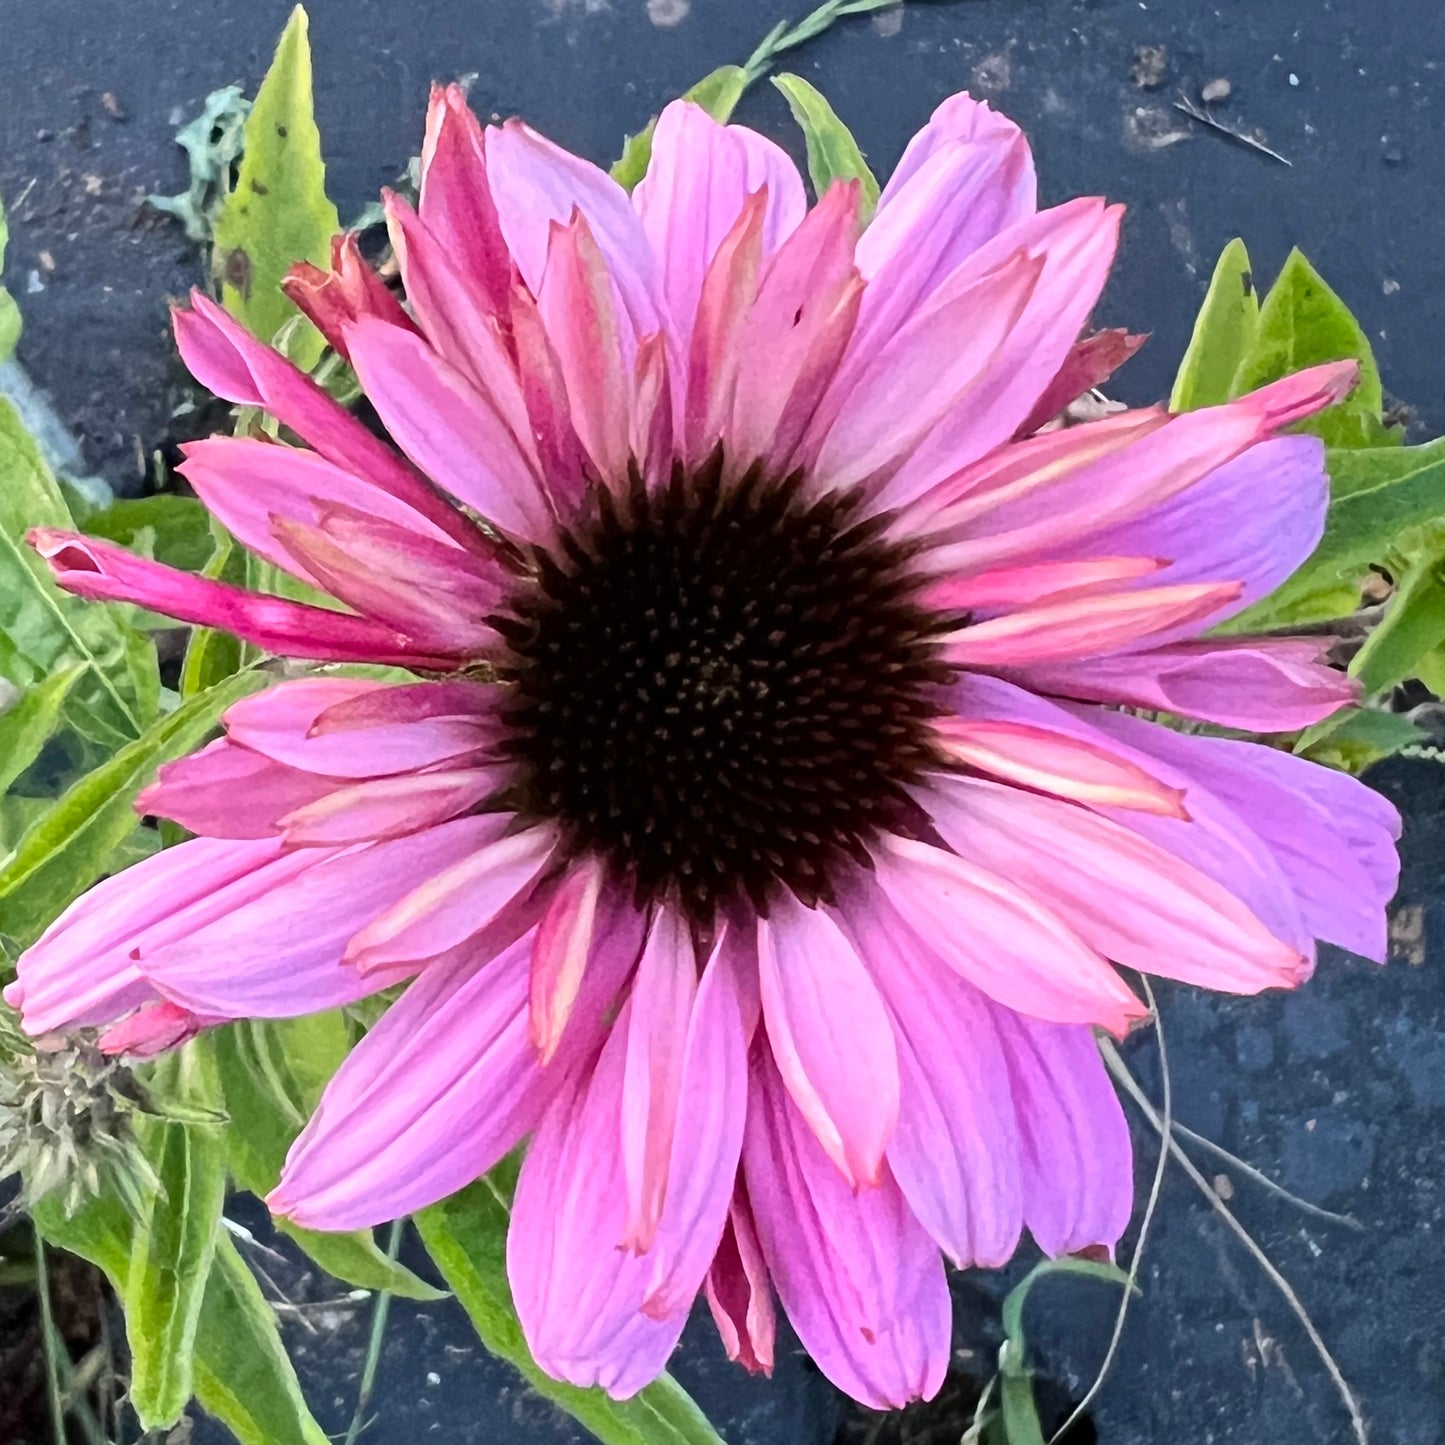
<box><xmin>530</xmin><ymin>855</ymin><xmax>606</xmax><ymax>1061</ymax></box>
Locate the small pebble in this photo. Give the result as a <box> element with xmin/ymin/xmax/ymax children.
<box><xmin>426</xmin><ymin>1371</ymin><xmax>441</xmax><ymax>1386</ymax></box>
<box><xmin>1201</xmin><ymin>77</ymin><xmax>1231</xmax><ymax>103</ymax></box>
<box><xmin>1288</xmin><ymin>72</ymin><xmax>1301</xmax><ymax>86</ymax></box>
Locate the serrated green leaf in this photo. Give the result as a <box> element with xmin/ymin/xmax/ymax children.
<box><xmin>416</xmin><ymin>1177</ymin><xmax>725</xmax><ymax>1445</ymax></box>
<box><xmin>1294</xmin><ymin>705</ymin><xmax>1427</xmax><ymax>772</ymax></box>
<box><xmin>1231</xmin><ymin>248</ymin><xmax>1395</xmax><ymax>448</ymax></box>
<box><xmin>83</xmin><ymin>495</ymin><xmax>216</xmax><ymax>574</ymax></box>
<box><xmin>0</xmin><ymin>397</ymin><xmax>154</xmax><ymax>745</ymax></box>
<box><xmin>211</xmin><ymin>5</ymin><xmax>339</xmax><ymax>368</ymax></box>
<box><xmin>611</xmin><ymin>66</ymin><xmax>750</xmax><ymax>191</ymax></box>
<box><xmin>0</xmin><ymin>666</ymin><xmax>82</xmax><ymax>796</ymax></box>
<box><xmin>214</xmin><ymin>1015</ymin><xmax>444</xmax><ymax>1301</ymax></box>
<box><xmin>1349</xmin><ymin>541</ymin><xmax>1445</xmax><ymax>696</ymax></box>
<box><xmin>0</xmin><ymin>669</ymin><xmax>265</xmax><ymax>944</ymax></box>
<box><xmin>1170</xmin><ymin>238</ymin><xmax>1258</xmax><ymax>412</ymax></box>
<box><xmin>35</xmin><ymin>1188</ymin><xmax>329</xmax><ymax>1445</ymax></box>
<box><xmin>1230</xmin><ymin>438</ymin><xmax>1445</xmax><ymax>631</ymax></box>
<box><xmin>127</xmin><ymin>1039</ymin><xmax>229</xmax><ymax>1428</ymax></box>
<box><xmin>773</xmin><ymin>74</ymin><xmax>879</xmax><ymax>218</ymax></box>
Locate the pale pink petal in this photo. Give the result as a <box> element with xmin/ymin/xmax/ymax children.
<box><xmin>1019</xmin><ymin>636</ymin><xmax>1357</xmax><ymax>731</ymax></box>
<box><xmin>630</xmin><ymin>331</ymin><xmax>675</xmax><ymax>491</ymax></box>
<box><xmin>930</xmin><ymin>715</ymin><xmax>1187</xmax><ymax>816</ymax></box>
<box><xmin>508</xmin><ymin>1015</ymin><xmax>689</xmax><ymax>1399</ymax></box>
<box><xmin>924</xmin><ymin>773</ymin><xmax>1309</xmax><ymax>993</ymax></box>
<box><xmin>172</xmin><ymin>293</ymin><xmax>478</xmax><ymax>551</ymax></box>
<box><xmin>5</xmin><ymin>836</ymin><xmax>285</xmax><ymax>1036</ymax></box>
<box><xmin>136</xmin><ymin>739</ymin><xmax>336</xmax><ymax>839</ymax></box>
<box><xmin>634</xmin><ymin>100</ymin><xmax>806</xmax><ymax>348</ymax></box>
<box><xmin>344</xmin><ymin>318</ymin><xmax>553</xmax><ymax>541</ymax></box>
<box><xmin>486</xmin><ymin>118</ymin><xmax>665</xmax><ymax>345</ymax></box>
<box><xmin>838</xmin><ymin>884</ymin><xmax>1023</xmax><ymax>1267</ymax></box>
<box><xmin>29</xmin><ymin>530</ymin><xmax>453</xmax><ymax>669</ymax></box>
<box><xmin>529</xmin><ymin>855</ymin><xmax>606</xmax><ymax>1063</ymax></box>
<box><xmin>756</xmin><ymin>895</ymin><xmax>900</xmax><ymax>1189</ymax></box>
<box><xmin>990</xmin><ymin>1007</ymin><xmax>1133</xmax><ymax>1257</ymax></box>
<box><xmin>222</xmin><ymin>677</ymin><xmax>501</xmax><ymax>779</ymax></box>
<box><xmin>870</xmin><ymin>835</ymin><xmax>1146</xmax><ymax>1033</ymax></box>
<box><xmin>282</xmin><ymin>233</ymin><xmax>420</xmax><ymax>361</ymax></box>
<box><xmin>276</xmin><ymin>767</ymin><xmax>503</xmax><ymax>846</ymax></box>
<box><xmin>942</xmin><ymin>581</ymin><xmax>1242</xmax><ymax>668</ymax></box>
<box><xmin>704</xmin><ymin>1192</ymin><xmax>776</xmax><ymax>1376</ymax></box>
<box><xmin>743</xmin><ymin>1054</ymin><xmax>950</xmax><ymax>1411</ymax></box>
<box><xmin>620</xmin><ymin>906</ymin><xmax>698</xmax><ymax>1250</ymax></box>
<box><xmin>135</xmin><ymin>818</ymin><xmax>509</xmax><ymax>1016</ymax></box>
<box><xmin>343</xmin><ymin>824</ymin><xmax>554</xmax><ymax>973</ymax></box>
<box><xmin>921</xmin><ymin>556</ymin><xmax>1163</xmax><ymax>612</ymax></box>
<box><xmin>1084</xmin><ymin>711</ymin><xmax>1401</xmax><ymax>960</ymax></box>
<box><xmin>641</xmin><ymin>930</ymin><xmax>754</xmax><ymax>1316</ymax></box>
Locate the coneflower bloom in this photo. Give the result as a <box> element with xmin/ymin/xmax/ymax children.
<box><xmin>8</xmin><ymin>89</ymin><xmax>1399</xmax><ymax>1406</ymax></box>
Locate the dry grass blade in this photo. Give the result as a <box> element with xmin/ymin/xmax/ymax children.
<box><xmin>1173</xmin><ymin>95</ymin><xmax>1293</xmax><ymax>166</ymax></box>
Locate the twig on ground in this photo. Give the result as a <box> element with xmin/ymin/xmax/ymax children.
<box><xmin>1173</xmin><ymin>94</ymin><xmax>1293</xmax><ymax>166</ymax></box>
<box><xmin>342</xmin><ymin>1219</ymin><xmax>405</xmax><ymax>1445</ymax></box>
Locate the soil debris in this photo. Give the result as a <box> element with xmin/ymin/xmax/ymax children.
<box><xmin>1132</xmin><ymin>44</ymin><xmax>1168</xmax><ymax>89</ymax></box>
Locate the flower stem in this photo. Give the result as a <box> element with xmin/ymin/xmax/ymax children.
<box><xmin>34</xmin><ymin>1232</ymin><xmax>67</xmax><ymax>1445</ymax></box>
<box><xmin>740</xmin><ymin>0</ymin><xmax>915</xmax><ymax>85</ymax></box>
<box><xmin>342</xmin><ymin>1219</ymin><xmax>404</xmax><ymax>1445</ymax></box>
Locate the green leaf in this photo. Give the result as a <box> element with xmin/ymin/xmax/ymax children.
<box><xmin>1349</xmin><ymin>541</ymin><xmax>1445</xmax><ymax>696</ymax></box>
<box><xmin>0</xmin><ymin>397</ymin><xmax>154</xmax><ymax>745</ymax></box>
<box><xmin>126</xmin><ymin>1039</ymin><xmax>229</xmax><ymax>1429</ymax></box>
<box><xmin>34</xmin><ymin>1190</ymin><xmax>329</xmax><ymax>1445</ymax></box>
<box><xmin>0</xmin><ymin>669</ymin><xmax>265</xmax><ymax>945</ymax></box>
<box><xmin>416</xmin><ymin>1178</ymin><xmax>725</xmax><ymax>1445</ymax></box>
<box><xmin>214</xmin><ymin>1016</ymin><xmax>445</xmax><ymax>1301</ymax></box>
<box><xmin>1294</xmin><ymin>706</ymin><xmax>1427</xmax><ymax>773</ymax></box>
<box><xmin>0</xmin><ymin>666</ymin><xmax>82</xmax><ymax>796</ymax></box>
<box><xmin>211</xmin><ymin>5</ymin><xmax>340</xmax><ymax>369</ymax></box>
<box><xmin>83</xmin><ymin>495</ymin><xmax>216</xmax><ymax>574</ymax></box>
<box><xmin>0</xmin><ymin>190</ymin><xmax>20</xmax><ymax>361</ymax></box>
<box><xmin>1169</xmin><ymin>238</ymin><xmax>1258</xmax><ymax>412</ymax></box>
<box><xmin>611</xmin><ymin>66</ymin><xmax>750</xmax><ymax>191</ymax></box>
<box><xmin>1229</xmin><ymin>438</ymin><xmax>1445</xmax><ymax>631</ymax></box>
<box><xmin>1231</xmin><ymin>248</ymin><xmax>1395</xmax><ymax>448</ymax></box>
<box><xmin>773</xmin><ymin>74</ymin><xmax>879</xmax><ymax>218</ymax></box>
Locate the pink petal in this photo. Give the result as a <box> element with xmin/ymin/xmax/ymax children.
<box><xmin>870</xmin><ymin>834</ymin><xmax>1146</xmax><ymax>1033</ymax></box>
<box><xmin>136</xmin><ymin>739</ymin><xmax>336</xmax><ymax>839</ymax></box>
<box><xmin>743</xmin><ymin>1054</ymin><xmax>950</xmax><ymax>1411</ymax></box>
<box><xmin>97</xmin><ymin>1000</ymin><xmax>218</xmax><ymax>1058</ymax></box>
<box><xmin>529</xmin><ymin>856</ymin><xmax>607</xmax><ymax>1063</ymax></box>
<box><xmin>756</xmin><ymin>894</ymin><xmax>899</xmax><ymax>1189</ymax></box>
<box><xmin>921</xmin><ymin>556</ymin><xmax>1164</xmax><ymax>612</ymax></box>
<box><xmin>704</xmin><ymin>1192</ymin><xmax>776</xmax><ymax>1376</ymax></box>
<box><xmin>931</xmin><ymin>715</ymin><xmax>1187</xmax><ymax>816</ymax></box>
<box><xmin>942</xmin><ymin>581</ymin><xmax>1243</xmax><ymax>668</ymax></box>
<box><xmin>6</xmin><ymin>836</ymin><xmax>285</xmax><ymax>1036</ymax></box>
<box><xmin>1019</xmin><ymin>636</ymin><xmax>1358</xmax><ymax>731</ymax></box>
<box><xmin>990</xmin><ymin>1007</ymin><xmax>1133</xmax><ymax>1257</ymax></box>
<box><xmin>1084</xmin><ymin>711</ymin><xmax>1400</xmax><ymax>961</ymax></box>
<box><xmin>839</xmin><ymin>884</ymin><xmax>1023</xmax><ymax>1267</ymax></box>
<box><xmin>270</xmin><ymin>934</ymin><xmax>546</xmax><ymax>1229</ymax></box>
<box><xmin>924</xmin><ymin>773</ymin><xmax>1309</xmax><ymax>993</ymax></box>
<box><xmin>173</xmin><ymin>292</ymin><xmax>477</xmax><ymax>551</ymax></box>
<box><xmin>29</xmin><ymin>530</ymin><xmax>453</xmax><ymax>669</ymax></box>
<box><xmin>634</xmin><ymin>100</ymin><xmax>806</xmax><ymax>350</ymax></box>
<box><xmin>808</xmin><ymin>246</ymin><xmax>1045</xmax><ymax>493</ymax></box>
<box><xmin>223</xmin><ymin>677</ymin><xmax>501</xmax><ymax>779</ymax></box>
<box><xmin>343</xmin><ymin>318</ymin><xmax>552</xmax><ymax>541</ymax></box>
<box><xmin>282</xmin><ymin>233</ymin><xmax>419</xmax><ymax>361</ymax></box>
<box><xmin>276</xmin><ymin>766</ymin><xmax>503</xmax><ymax>846</ymax></box>
<box><xmin>641</xmin><ymin>930</ymin><xmax>755</xmax><ymax>1316</ymax></box>
<box><xmin>135</xmin><ymin>818</ymin><xmax>509</xmax><ymax>1016</ymax></box>
<box><xmin>508</xmin><ymin>1015</ymin><xmax>689</xmax><ymax>1399</ymax></box>
<box><xmin>620</xmin><ymin>906</ymin><xmax>698</xmax><ymax>1250</ymax></box>
<box><xmin>342</xmin><ymin>823</ymin><xmax>553</xmax><ymax>974</ymax></box>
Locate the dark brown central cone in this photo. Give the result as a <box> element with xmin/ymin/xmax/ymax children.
<box><xmin>491</xmin><ymin>453</ymin><xmax>953</xmax><ymax>921</ymax></box>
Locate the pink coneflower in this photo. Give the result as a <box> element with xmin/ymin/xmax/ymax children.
<box><xmin>9</xmin><ymin>88</ymin><xmax>1399</xmax><ymax>1406</ymax></box>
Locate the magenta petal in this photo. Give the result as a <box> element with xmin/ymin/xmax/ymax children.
<box><xmin>757</xmin><ymin>896</ymin><xmax>900</xmax><ymax>1189</ymax></box>
<box><xmin>839</xmin><ymin>885</ymin><xmax>1023</xmax><ymax>1267</ymax></box>
<box><xmin>271</xmin><ymin>934</ymin><xmax>546</xmax><ymax>1229</ymax></box>
<box><xmin>136</xmin><ymin>817</ymin><xmax>508</xmax><ymax>1016</ymax></box>
<box><xmin>508</xmin><ymin>1016</ymin><xmax>689</xmax><ymax>1399</ymax></box>
<box><xmin>97</xmin><ymin>1000</ymin><xmax>219</xmax><ymax>1058</ymax></box>
<box><xmin>743</xmin><ymin>1054</ymin><xmax>950</xmax><ymax>1411</ymax></box>
<box><xmin>990</xmin><ymin>1007</ymin><xmax>1133</xmax><ymax>1258</ymax></box>
<box><xmin>704</xmin><ymin>1192</ymin><xmax>776</xmax><ymax>1376</ymax></box>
